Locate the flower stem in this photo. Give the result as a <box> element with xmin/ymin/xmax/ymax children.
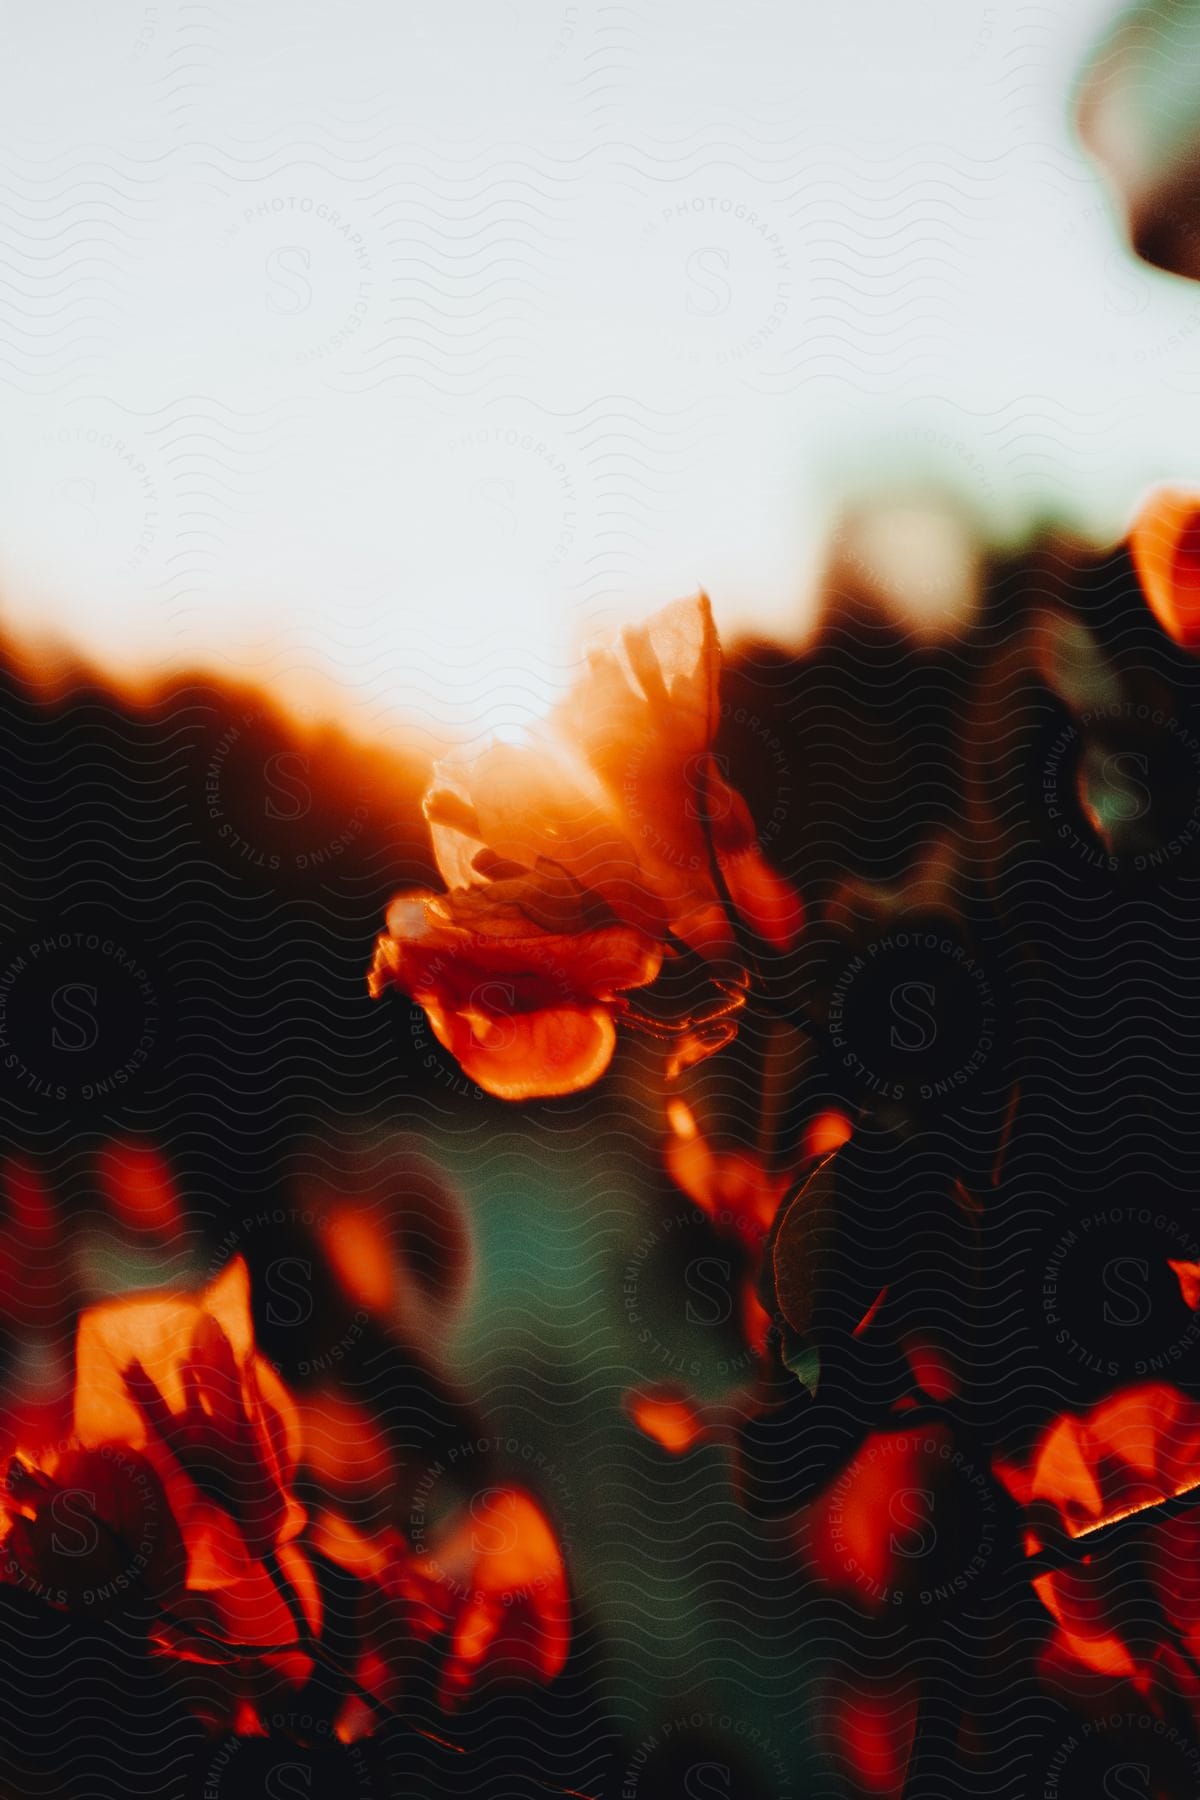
<box><xmin>1023</xmin><ymin>1476</ymin><xmax>1200</xmax><ymax>1580</ymax></box>
<box><xmin>154</xmin><ymin>1608</ymin><xmax>596</xmax><ymax>1798</ymax></box>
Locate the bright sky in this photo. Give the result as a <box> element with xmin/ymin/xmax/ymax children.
<box><xmin>0</xmin><ymin>0</ymin><xmax>1187</xmax><ymax>745</ymax></box>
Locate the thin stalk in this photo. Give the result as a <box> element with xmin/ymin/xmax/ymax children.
<box><xmin>1024</xmin><ymin>1476</ymin><xmax>1200</xmax><ymax>1581</ymax></box>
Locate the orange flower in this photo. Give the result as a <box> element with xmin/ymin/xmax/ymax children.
<box><xmin>404</xmin><ymin>1486</ymin><xmax>570</xmax><ymax>1710</ymax></box>
<box><xmin>370</xmin><ymin>884</ymin><xmax>662</xmax><ymax>1099</ymax></box>
<box><xmin>73</xmin><ymin>1258</ymin><xmax>317</xmax><ymax>1644</ymax></box>
<box><xmin>370</xmin><ymin>594</ymin><xmax>801</xmax><ymax>1098</ymax></box>
<box><xmin>995</xmin><ymin>1385</ymin><xmax>1200</xmax><ymax>1697</ymax></box>
<box><xmin>995</xmin><ymin>1383</ymin><xmax>1200</xmax><ymax>1546</ymax></box>
<box><xmin>427</xmin><ymin>595</ymin><xmax>797</xmax><ymax>951</ymax></box>
<box><xmin>624</xmin><ymin>1386</ymin><xmax>710</xmax><ymax>1454</ymax></box>
<box><xmin>313</xmin><ymin>1488</ymin><xmax>571</xmax><ymax>1714</ymax></box>
<box><xmin>1129</xmin><ymin>489</ymin><xmax>1200</xmax><ymax>650</ymax></box>
<box><xmin>1170</xmin><ymin>1258</ymin><xmax>1200</xmax><ymax>1311</ymax></box>
<box><xmin>2</xmin><ymin>1442</ymin><xmax>186</xmax><ymax>1617</ymax></box>
<box><xmin>665</xmin><ymin>1096</ymin><xmax>789</xmax><ymax>1250</ymax></box>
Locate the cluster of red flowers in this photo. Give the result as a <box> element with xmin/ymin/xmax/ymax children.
<box><xmin>0</xmin><ymin>1150</ymin><xmax>569</xmax><ymax>1769</ymax></box>
<box><xmin>5</xmin><ymin>496</ymin><xmax>1200</xmax><ymax>1794</ymax></box>
<box><xmin>365</xmin><ymin>519</ymin><xmax>1200</xmax><ymax>1797</ymax></box>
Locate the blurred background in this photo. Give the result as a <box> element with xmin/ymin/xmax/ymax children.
<box><xmin>0</xmin><ymin>0</ymin><xmax>1194</xmax><ymax>740</ymax></box>
<box><xmin>2</xmin><ymin>1</ymin><xmax>1200</xmax><ymax>1796</ymax></box>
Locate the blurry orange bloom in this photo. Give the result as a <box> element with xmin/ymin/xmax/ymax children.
<box><xmin>3</xmin><ymin>1442</ymin><xmax>186</xmax><ymax>1617</ymax></box>
<box><xmin>804</xmin><ymin>1109</ymin><xmax>854</xmax><ymax>1160</ymax></box>
<box><xmin>624</xmin><ymin>1387</ymin><xmax>709</xmax><ymax>1454</ymax></box>
<box><xmin>995</xmin><ymin>1383</ymin><xmax>1200</xmax><ymax>1545</ymax></box>
<box><xmin>807</xmin><ymin>1428</ymin><xmax>946</xmax><ymax>1612</ymax></box>
<box><xmin>95</xmin><ymin>1140</ymin><xmax>183</xmax><ymax>1239</ymax></box>
<box><xmin>299</xmin><ymin>1387</ymin><xmax>394</xmax><ymax>1511</ymax></box>
<box><xmin>73</xmin><ymin>1258</ymin><xmax>317</xmax><ymax>1644</ymax></box>
<box><xmin>805</xmin><ymin>1421</ymin><xmax>998</xmax><ymax>1619</ymax></box>
<box><xmin>825</xmin><ymin>1670</ymin><xmax>919</xmax><ymax>1799</ymax></box>
<box><xmin>370</xmin><ymin>594</ymin><xmax>802</xmax><ymax>1098</ymax></box>
<box><xmin>995</xmin><ymin>1385</ymin><xmax>1200</xmax><ymax>1695</ymax></box>
<box><xmin>403</xmin><ymin>1486</ymin><xmax>570</xmax><ymax>1710</ymax></box>
<box><xmin>294</xmin><ymin>1129</ymin><xmax>473</xmax><ymax>1353</ymax></box>
<box><xmin>665</xmin><ymin>1096</ymin><xmax>789</xmax><ymax>1250</ymax></box>
<box><xmin>311</xmin><ymin>1484</ymin><xmax>571</xmax><ymax>1715</ymax></box>
<box><xmin>661</xmin><ymin>1097</ymin><xmax>784</xmax><ymax>1389</ymax></box>
<box><xmin>371</xmin><ymin>886</ymin><xmax>662</xmax><ymax>1099</ymax></box>
<box><xmin>1129</xmin><ymin>489</ymin><xmax>1200</xmax><ymax>651</ymax></box>
<box><xmin>1169</xmin><ymin>1258</ymin><xmax>1200</xmax><ymax>1311</ymax></box>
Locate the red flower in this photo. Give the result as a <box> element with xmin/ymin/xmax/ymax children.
<box><xmin>403</xmin><ymin>1486</ymin><xmax>570</xmax><ymax>1709</ymax></box>
<box><xmin>370</xmin><ymin>594</ymin><xmax>801</xmax><ymax>1098</ymax></box>
<box><xmin>2</xmin><ymin>1442</ymin><xmax>186</xmax><ymax>1617</ymax></box>
<box><xmin>73</xmin><ymin>1258</ymin><xmax>319</xmax><ymax>1648</ymax></box>
<box><xmin>370</xmin><ymin>886</ymin><xmax>662</xmax><ymax>1099</ymax></box>
<box><xmin>995</xmin><ymin>1384</ymin><xmax>1200</xmax><ymax>1703</ymax></box>
<box><xmin>313</xmin><ymin>1487</ymin><xmax>571</xmax><ymax>1714</ymax></box>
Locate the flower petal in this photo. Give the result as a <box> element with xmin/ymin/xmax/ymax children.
<box><xmin>1129</xmin><ymin>489</ymin><xmax>1200</xmax><ymax>650</ymax></box>
<box><xmin>427</xmin><ymin>1000</ymin><xmax>618</xmax><ymax>1100</ymax></box>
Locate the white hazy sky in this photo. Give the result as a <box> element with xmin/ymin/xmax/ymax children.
<box><xmin>0</xmin><ymin>0</ymin><xmax>1187</xmax><ymax>744</ymax></box>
